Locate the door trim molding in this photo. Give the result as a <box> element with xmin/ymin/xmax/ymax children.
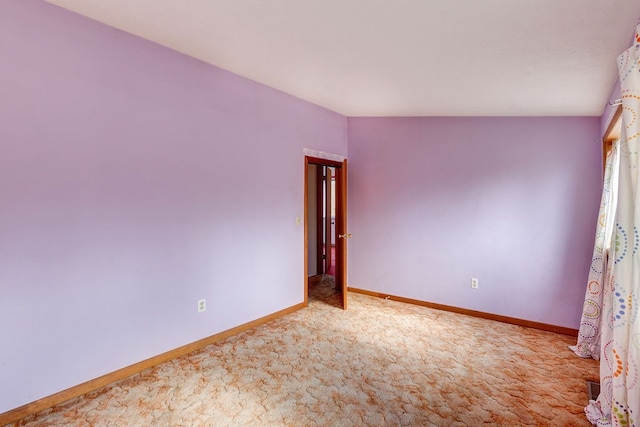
<box><xmin>302</xmin><ymin>148</ymin><xmax>345</xmax><ymax>163</ymax></box>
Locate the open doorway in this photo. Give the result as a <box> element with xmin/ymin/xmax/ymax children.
<box><xmin>304</xmin><ymin>156</ymin><xmax>348</xmax><ymax>309</ymax></box>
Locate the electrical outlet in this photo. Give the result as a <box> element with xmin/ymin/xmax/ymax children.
<box><xmin>198</xmin><ymin>299</ymin><xmax>206</xmax><ymax>313</ymax></box>
<box><xmin>471</xmin><ymin>278</ymin><xmax>479</xmax><ymax>289</ymax></box>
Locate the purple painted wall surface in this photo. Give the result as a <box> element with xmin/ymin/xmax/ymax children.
<box><xmin>0</xmin><ymin>0</ymin><xmax>611</xmax><ymax>417</ymax></box>
<box><xmin>347</xmin><ymin>117</ymin><xmax>601</xmax><ymax>329</ymax></box>
<box><xmin>0</xmin><ymin>0</ymin><xmax>346</xmax><ymax>413</ymax></box>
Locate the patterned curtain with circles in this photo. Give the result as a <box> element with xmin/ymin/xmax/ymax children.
<box><xmin>571</xmin><ymin>140</ymin><xmax>620</xmax><ymax>360</ymax></box>
<box><xmin>583</xmin><ymin>22</ymin><xmax>640</xmax><ymax>427</ymax></box>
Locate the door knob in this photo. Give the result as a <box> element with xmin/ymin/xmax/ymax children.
<box><xmin>339</xmin><ymin>233</ymin><xmax>352</xmax><ymax>239</ymax></box>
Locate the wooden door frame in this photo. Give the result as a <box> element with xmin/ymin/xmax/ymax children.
<box><xmin>304</xmin><ymin>156</ymin><xmax>347</xmax><ymax>308</ymax></box>
<box><xmin>314</xmin><ymin>165</ymin><xmax>324</xmax><ymax>273</ymax></box>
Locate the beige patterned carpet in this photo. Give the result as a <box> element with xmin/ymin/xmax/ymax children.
<box><xmin>11</xmin><ymin>276</ymin><xmax>598</xmax><ymax>426</ymax></box>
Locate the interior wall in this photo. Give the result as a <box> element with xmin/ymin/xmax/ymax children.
<box><xmin>0</xmin><ymin>0</ymin><xmax>347</xmax><ymax>413</ymax></box>
<box><xmin>347</xmin><ymin>116</ymin><xmax>601</xmax><ymax>329</ymax></box>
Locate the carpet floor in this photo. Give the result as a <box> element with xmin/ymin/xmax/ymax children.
<box><xmin>10</xmin><ymin>276</ymin><xmax>598</xmax><ymax>426</ymax></box>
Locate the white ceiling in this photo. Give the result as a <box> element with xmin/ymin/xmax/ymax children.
<box><xmin>44</xmin><ymin>0</ymin><xmax>640</xmax><ymax>117</ymax></box>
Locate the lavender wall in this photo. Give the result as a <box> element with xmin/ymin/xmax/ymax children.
<box><xmin>347</xmin><ymin>117</ymin><xmax>601</xmax><ymax>329</ymax></box>
<box><xmin>0</xmin><ymin>0</ymin><xmax>346</xmax><ymax>413</ymax></box>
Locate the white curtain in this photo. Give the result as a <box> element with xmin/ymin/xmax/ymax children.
<box><xmin>580</xmin><ymin>22</ymin><xmax>640</xmax><ymax>427</ymax></box>
<box><xmin>572</xmin><ymin>141</ymin><xmax>620</xmax><ymax>360</ymax></box>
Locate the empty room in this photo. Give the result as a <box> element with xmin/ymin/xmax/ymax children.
<box><xmin>2</xmin><ymin>0</ymin><xmax>639</xmax><ymax>426</ymax></box>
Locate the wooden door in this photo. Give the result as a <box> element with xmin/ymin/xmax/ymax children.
<box><xmin>335</xmin><ymin>160</ymin><xmax>349</xmax><ymax>310</ymax></box>
<box><xmin>304</xmin><ymin>156</ymin><xmax>348</xmax><ymax>309</ymax></box>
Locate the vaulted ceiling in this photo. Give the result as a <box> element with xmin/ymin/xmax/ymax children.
<box><xmin>45</xmin><ymin>0</ymin><xmax>640</xmax><ymax>117</ymax></box>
